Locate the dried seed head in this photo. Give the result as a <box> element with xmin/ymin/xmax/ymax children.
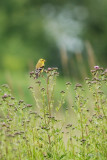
<box><xmin>86</xmin><ymin>109</ymin><xmax>89</xmax><ymax>112</ymax></box>
<box><xmin>9</xmin><ymin>104</ymin><xmax>14</xmax><ymax>107</ymax></box>
<box><xmin>2</xmin><ymin>122</ymin><xmax>6</xmax><ymax>127</ymax></box>
<box><xmin>41</xmin><ymin>126</ymin><xmax>47</xmax><ymax>129</ymax></box>
<box><xmin>41</xmin><ymin>87</ymin><xmax>45</xmax><ymax>91</ymax></box>
<box><xmin>47</xmin><ymin>116</ymin><xmax>51</xmax><ymax>119</ymax></box>
<box><xmin>87</xmin><ymin>81</ymin><xmax>91</xmax><ymax>84</ymax></box>
<box><xmin>23</xmin><ymin>136</ymin><xmax>26</xmax><ymax>139</ymax></box>
<box><xmin>2</xmin><ymin>94</ymin><xmax>8</xmax><ymax>99</ymax></box>
<box><xmin>19</xmin><ymin>100</ymin><xmax>24</xmax><ymax>104</ymax></box>
<box><xmin>91</xmin><ymin>70</ymin><xmax>96</xmax><ymax>73</ymax></box>
<box><xmin>54</xmin><ymin>72</ymin><xmax>59</xmax><ymax>76</ymax></box>
<box><xmin>91</xmin><ymin>81</ymin><xmax>97</xmax><ymax>84</ymax></box>
<box><xmin>45</xmin><ymin>113</ymin><xmax>49</xmax><ymax>115</ymax></box>
<box><xmin>20</xmin><ymin>131</ymin><xmax>24</xmax><ymax>134</ymax></box>
<box><xmin>66</xmin><ymin>124</ymin><xmax>72</xmax><ymax>128</ymax></box>
<box><xmin>66</xmin><ymin>82</ymin><xmax>71</xmax><ymax>85</ymax></box>
<box><xmin>70</xmin><ymin>138</ymin><xmax>72</xmax><ymax>141</ymax></box>
<box><xmin>22</xmin><ymin>106</ymin><xmax>26</xmax><ymax>110</ymax></box>
<box><xmin>14</xmin><ymin>132</ymin><xmax>21</xmax><ymax>135</ymax></box>
<box><xmin>99</xmin><ymin>67</ymin><xmax>103</xmax><ymax>71</ymax></box>
<box><xmin>43</xmin><ymin>153</ymin><xmax>47</xmax><ymax>157</ymax></box>
<box><xmin>8</xmin><ymin>118</ymin><xmax>12</xmax><ymax>121</ymax></box>
<box><xmin>26</xmin><ymin>120</ymin><xmax>30</xmax><ymax>123</ymax></box>
<box><xmin>75</xmin><ymin>83</ymin><xmax>82</xmax><ymax>88</ymax></box>
<box><xmin>98</xmin><ymin>91</ymin><xmax>104</xmax><ymax>95</ymax></box>
<box><xmin>52</xmin><ymin>67</ymin><xmax>58</xmax><ymax>70</ymax></box>
<box><xmin>26</xmin><ymin>104</ymin><xmax>32</xmax><ymax>107</ymax></box>
<box><xmin>85</xmin><ymin>77</ymin><xmax>89</xmax><ymax>80</ymax></box>
<box><xmin>81</xmin><ymin>139</ymin><xmax>86</xmax><ymax>142</ymax></box>
<box><xmin>93</xmin><ymin>113</ymin><xmax>96</xmax><ymax>116</ymax></box>
<box><xmin>28</xmin><ymin>86</ymin><xmax>33</xmax><ymax>89</ymax></box>
<box><xmin>30</xmin><ymin>71</ymin><xmax>34</xmax><ymax>77</ymax></box>
<box><xmin>36</xmin><ymin>80</ymin><xmax>41</xmax><ymax>85</ymax></box>
<box><xmin>48</xmin><ymin>116</ymin><xmax>55</xmax><ymax>119</ymax></box>
<box><xmin>98</xmin><ymin>115</ymin><xmax>103</xmax><ymax>119</ymax></box>
<box><xmin>46</xmin><ymin>67</ymin><xmax>59</xmax><ymax>73</ymax></box>
<box><xmin>93</xmin><ymin>77</ymin><xmax>100</xmax><ymax>81</ymax></box>
<box><xmin>89</xmin><ymin>119</ymin><xmax>92</xmax><ymax>123</ymax></box>
<box><xmin>29</xmin><ymin>111</ymin><xmax>37</xmax><ymax>115</ymax></box>
<box><xmin>11</xmin><ymin>97</ymin><xmax>15</xmax><ymax>100</ymax></box>
<box><xmin>60</xmin><ymin>90</ymin><xmax>65</xmax><ymax>94</ymax></box>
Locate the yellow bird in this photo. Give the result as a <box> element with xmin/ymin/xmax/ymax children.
<box><xmin>35</xmin><ymin>59</ymin><xmax>46</xmax><ymax>78</ymax></box>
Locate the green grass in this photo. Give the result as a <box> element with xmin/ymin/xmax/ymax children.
<box><xmin>0</xmin><ymin>67</ymin><xmax>107</xmax><ymax>160</ymax></box>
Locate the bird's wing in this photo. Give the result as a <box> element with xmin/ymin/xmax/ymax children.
<box><xmin>35</xmin><ymin>66</ymin><xmax>44</xmax><ymax>74</ymax></box>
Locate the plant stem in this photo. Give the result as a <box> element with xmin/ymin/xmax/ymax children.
<box><xmin>47</xmin><ymin>76</ymin><xmax>51</xmax><ymax>117</ymax></box>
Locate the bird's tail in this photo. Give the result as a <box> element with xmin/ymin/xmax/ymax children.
<box><xmin>35</xmin><ymin>66</ymin><xmax>44</xmax><ymax>79</ymax></box>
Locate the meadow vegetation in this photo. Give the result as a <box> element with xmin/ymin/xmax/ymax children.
<box><xmin>0</xmin><ymin>67</ymin><xmax>107</xmax><ymax>160</ymax></box>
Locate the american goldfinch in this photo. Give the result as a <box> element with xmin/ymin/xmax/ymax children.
<box><xmin>35</xmin><ymin>59</ymin><xmax>46</xmax><ymax>78</ymax></box>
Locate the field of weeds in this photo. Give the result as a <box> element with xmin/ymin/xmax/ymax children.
<box><xmin>0</xmin><ymin>67</ymin><xmax>107</xmax><ymax>160</ymax></box>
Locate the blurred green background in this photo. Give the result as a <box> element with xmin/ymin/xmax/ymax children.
<box><xmin>0</xmin><ymin>0</ymin><xmax>107</xmax><ymax>103</ymax></box>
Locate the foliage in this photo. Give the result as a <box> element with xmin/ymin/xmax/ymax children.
<box><xmin>0</xmin><ymin>67</ymin><xmax>107</xmax><ymax>159</ymax></box>
<box><xmin>0</xmin><ymin>0</ymin><xmax>107</xmax><ymax>75</ymax></box>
